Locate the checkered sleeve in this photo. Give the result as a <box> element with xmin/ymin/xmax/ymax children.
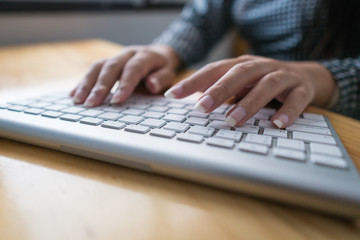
<box><xmin>153</xmin><ymin>0</ymin><xmax>234</xmax><ymax>66</ymax></box>
<box><xmin>320</xmin><ymin>58</ymin><xmax>360</xmax><ymax>119</ymax></box>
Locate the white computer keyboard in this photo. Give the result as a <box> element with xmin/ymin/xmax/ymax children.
<box><xmin>0</xmin><ymin>92</ymin><xmax>349</xmax><ymax>170</ymax></box>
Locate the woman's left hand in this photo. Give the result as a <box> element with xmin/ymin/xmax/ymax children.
<box><xmin>164</xmin><ymin>55</ymin><xmax>335</xmax><ymax>128</ymax></box>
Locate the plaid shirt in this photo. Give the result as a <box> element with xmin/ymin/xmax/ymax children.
<box><xmin>154</xmin><ymin>0</ymin><xmax>360</xmax><ymax>120</ymax></box>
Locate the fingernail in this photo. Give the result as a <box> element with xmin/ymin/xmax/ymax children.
<box><xmin>225</xmin><ymin>106</ymin><xmax>246</xmax><ymax>127</ymax></box>
<box><xmin>84</xmin><ymin>94</ymin><xmax>95</xmax><ymax>108</ymax></box>
<box><xmin>164</xmin><ymin>85</ymin><xmax>183</xmax><ymax>99</ymax></box>
<box><xmin>110</xmin><ymin>90</ymin><xmax>122</xmax><ymax>104</ymax></box>
<box><xmin>73</xmin><ymin>90</ymin><xmax>84</xmax><ymax>104</ymax></box>
<box><xmin>273</xmin><ymin>114</ymin><xmax>289</xmax><ymax>129</ymax></box>
<box><xmin>73</xmin><ymin>96</ymin><xmax>82</xmax><ymax>104</ymax></box>
<box><xmin>194</xmin><ymin>95</ymin><xmax>214</xmax><ymax>113</ymax></box>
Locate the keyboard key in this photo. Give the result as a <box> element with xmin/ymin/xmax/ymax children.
<box><xmin>167</xmin><ymin>102</ymin><xmax>186</xmax><ymax>108</ymax></box>
<box><xmin>148</xmin><ymin>106</ymin><xmax>169</xmax><ymax>112</ymax></box>
<box><xmin>8</xmin><ymin>105</ymin><xmax>28</xmax><ymax>112</ymax></box>
<box><xmin>258</xmin><ymin>120</ymin><xmax>273</xmax><ymax>128</ymax></box>
<box><xmin>309</xmin><ymin>143</ymin><xmax>342</xmax><ymax>157</ymax></box>
<box><xmin>206</xmin><ymin>138</ymin><xmax>234</xmax><ymax>149</ymax></box>
<box><xmin>151</xmin><ymin>100</ymin><xmax>168</xmax><ymax>106</ymax></box>
<box><xmin>276</xmin><ymin>138</ymin><xmax>305</xmax><ymax>151</ymax></box>
<box><xmin>214</xmin><ymin>129</ymin><xmax>242</xmax><ymax>141</ymax></box>
<box><xmin>245</xmin><ymin>118</ymin><xmax>256</xmax><ymax>125</ymax></box>
<box><xmin>177</xmin><ymin>133</ymin><xmax>204</xmax><ymax>143</ymax></box>
<box><xmin>273</xmin><ymin>147</ymin><xmax>306</xmax><ymax>161</ymax></box>
<box><xmin>311</xmin><ymin>154</ymin><xmax>348</xmax><ymax>169</ymax></box>
<box><xmin>118</xmin><ymin>115</ymin><xmax>144</xmax><ymax>124</ymax></box>
<box><xmin>140</xmin><ymin>119</ymin><xmax>166</xmax><ymax>128</ymax></box>
<box><xmin>8</xmin><ymin>99</ymin><xmax>34</xmax><ymax>106</ymax></box>
<box><xmin>209</xmin><ymin>113</ymin><xmax>226</xmax><ymax>121</ymax></box>
<box><xmin>163</xmin><ymin>114</ymin><xmax>186</xmax><ymax>122</ymax></box>
<box><xmin>263</xmin><ymin>128</ymin><xmax>288</xmax><ymax>138</ymax></box>
<box><xmin>125</xmin><ymin>124</ymin><xmax>150</xmax><ymax>134</ymax></box>
<box><xmin>60</xmin><ymin>114</ymin><xmax>82</xmax><ymax>122</ymax></box>
<box><xmin>142</xmin><ymin>111</ymin><xmax>164</xmax><ymax>119</ymax></box>
<box><xmin>258</xmin><ymin>108</ymin><xmax>276</xmax><ymax>115</ymax></box>
<box><xmin>294</xmin><ymin>118</ymin><xmax>327</xmax><ymax>127</ymax></box>
<box><xmin>80</xmin><ymin>109</ymin><xmax>103</xmax><ymax>117</ymax></box>
<box><xmin>286</xmin><ymin>124</ymin><xmax>331</xmax><ymax>135</ymax></box>
<box><xmin>292</xmin><ymin>131</ymin><xmax>336</xmax><ymax>145</ymax></box>
<box><xmin>97</xmin><ymin>112</ymin><xmax>123</xmax><ymax>121</ymax></box>
<box><xmin>24</xmin><ymin>108</ymin><xmax>45</xmax><ymax>115</ymax></box>
<box><xmin>44</xmin><ymin>104</ymin><xmax>68</xmax><ymax>111</ymax></box>
<box><xmin>163</xmin><ymin>122</ymin><xmax>190</xmax><ymax>132</ymax></box>
<box><xmin>168</xmin><ymin>108</ymin><xmax>188</xmax><ymax>115</ymax></box>
<box><xmin>62</xmin><ymin>107</ymin><xmax>84</xmax><ymax>114</ymax></box>
<box><xmin>130</xmin><ymin>103</ymin><xmax>149</xmax><ymax>110</ymax></box>
<box><xmin>188</xmin><ymin>126</ymin><xmax>215</xmax><ymax>137</ymax></box>
<box><xmin>41</xmin><ymin>111</ymin><xmax>63</xmax><ymax>118</ymax></box>
<box><xmin>150</xmin><ymin>129</ymin><xmax>176</xmax><ymax>138</ymax></box>
<box><xmin>103</xmin><ymin>106</ymin><xmax>126</xmax><ymax>113</ymax></box>
<box><xmin>253</xmin><ymin>112</ymin><xmax>270</xmax><ymax>120</ymax></box>
<box><xmin>238</xmin><ymin>142</ymin><xmax>268</xmax><ymax>155</ymax></box>
<box><xmin>28</xmin><ymin>102</ymin><xmax>50</xmax><ymax>108</ymax></box>
<box><xmin>57</xmin><ymin>98</ymin><xmax>74</xmax><ymax>105</ymax></box>
<box><xmin>188</xmin><ymin>111</ymin><xmax>209</xmax><ymax>118</ymax></box>
<box><xmin>212</xmin><ymin>107</ymin><xmax>226</xmax><ymax>114</ymax></box>
<box><xmin>80</xmin><ymin>117</ymin><xmax>103</xmax><ymax>126</ymax></box>
<box><xmin>101</xmin><ymin>121</ymin><xmax>126</xmax><ymax>130</ymax></box>
<box><xmin>302</xmin><ymin>113</ymin><xmax>325</xmax><ymax>121</ymax></box>
<box><xmin>245</xmin><ymin>134</ymin><xmax>272</xmax><ymax>146</ymax></box>
<box><xmin>0</xmin><ymin>103</ymin><xmax>10</xmax><ymax>109</ymax></box>
<box><xmin>122</xmin><ymin>109</ymin><xmax>144</xmax><ymax>116</ymax></box>
<box><xmin>235</xmin><ymin>124</ymin><xmax>260</xmax><ymax>134</ymax></box>
<box><xmin>185</xmin><ymin>117</ymin><xmax>209</xmax><ymax>126</ymax></box>
<box><xmin>207</xmin><ymin>120</ymin><xmax>232</xmax><ymax>129</ymax></box>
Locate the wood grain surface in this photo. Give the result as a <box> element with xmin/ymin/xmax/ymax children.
<box><xmin>0</xmin><ymin>39</ymin><xmax>359</xmax><ymax>240</ymax></box>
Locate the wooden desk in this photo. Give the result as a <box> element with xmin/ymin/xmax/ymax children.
<box><xmin>0</xmin><ymin>40</ymin><xmax>359</xmax><ymax>240</ymax></box>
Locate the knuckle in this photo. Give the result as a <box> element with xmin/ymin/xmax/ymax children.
<box><xmin>92</xmin><ymin>59</ymin><xmax>105</xmax><ymax>67</ymax></box>
<box><xmin>104</xmin><ymin>59</ymin><xmax>120</xmax><ymax>70</ymax></box>
<box><xmin>262</xmin><ymin>73</ymin><xmax>283</xmax><ymax>88</ymax></box>
<box><xmin>126</xmin><ymin>61</ymin><xmax>143</xmax><ymax>74</ymax></box>
<box><xmin>296</xmin><ymin>87</ymin><xmax>311</xmax><ymax>101</ymax></box>
<box><xmin>203</xmin><ymin>60</ymin><xmax>224</xmax><ymax>71</ymax></box>
<box><xmin>237</xmin><ymin>54</ymin><xmax>254</xmax><ymax>61</ymax></box>
<box><xmin>232</xmin><ymin>61</ymin><xmax>256</xmax><ymax>74</ymax></box>
<box><xmin>91</xmin><ymin>85</ymin><xmax>108</xmax><ymax>96</ymax></box>
<box><xmin>213</xmin><ymin>82</ymin><xmax>231</xmax><ymax>99</ymax></box>
<box><xmin>78</xmin><ymin>83</ymin><xmax>92</xmax><ymax>92</ymax></box>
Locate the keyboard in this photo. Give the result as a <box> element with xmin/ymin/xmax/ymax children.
<box><xmin>0</xmin><ymin>91</ymin><xmax>360</xmax><ymax>217</ymax></box>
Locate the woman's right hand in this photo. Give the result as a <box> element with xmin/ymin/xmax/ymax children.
<box><xmin>70</xmin><ymin>44</ymin><xmax>181</xmax><ymax>107</ymax></box>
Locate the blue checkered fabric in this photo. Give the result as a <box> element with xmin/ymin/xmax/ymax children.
<box><xmin>154</xmin><ymin>0</ymin><xmax>360</xmax><ymax>120</ymax></box>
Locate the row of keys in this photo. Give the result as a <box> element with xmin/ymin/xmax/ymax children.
<box><xmin>3</xmin><ymin>102</ymin><xmax>337</xmax><ymax>146</ymax></box>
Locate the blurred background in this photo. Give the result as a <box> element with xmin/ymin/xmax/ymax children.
<box><xmin>0</xmin><ymin>0</ymin><xmax>235</xmax><ymax>66</ymax></box>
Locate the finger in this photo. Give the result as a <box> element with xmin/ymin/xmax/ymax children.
<box><xmin>194</xmin><ymin>60</ymin><xmax>277</xmax><ymax>113</ymax></box>
<box><xmin>111</xmin><ymin>50</ymin><xmax>166</xmax><ymax>104</ymax></box>
<box><xmin>225</xmin><ymin>70</ymin><xmax>294</xmax><ymax>127</ymax></box>
<box><xmin>164</xmin><ymin>59</ymin><xmax>240</xmax><ymax>99</ymax></box>
<box><xmin>164</xmin><ymin>55</ymin><xmax>259</xmax><ymax>99</ymax></box>
<box><xmin>271</xmin><ymin>87</ymin><xmax>314</xmax><ymax>128</ymax></box>
<box><xmin>72</xmin><ymin>59</ymin><xmax>104</xmax><ymax>104</ymax></box>
<box><xmin>145</xmin><ymin>66</ymin><xmax>176</xmax><ymax>94</ymax></box>
<box><xmin>83</xmin><ymin>50</ymin><xmax>135</xmax><ymax>107</ymax></box>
